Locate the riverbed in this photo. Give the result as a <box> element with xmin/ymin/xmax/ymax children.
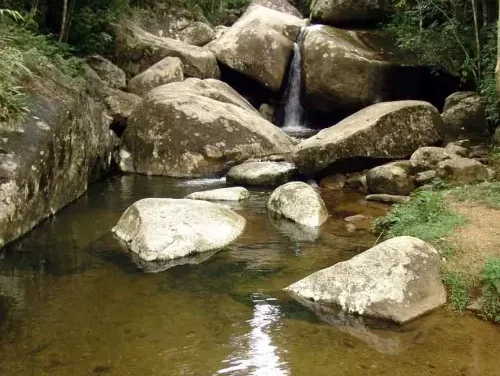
<box><xmin>0</xmin><ymin>175</ymin><xmax>499</xmax><ymax>375</ymax></box>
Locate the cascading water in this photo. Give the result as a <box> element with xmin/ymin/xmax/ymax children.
<box><xmin>282</xmin><ymin>28</ymin><xmax>315</xmax><ymax>138</ymax></box>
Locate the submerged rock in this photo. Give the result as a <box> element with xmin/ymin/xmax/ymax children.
<box><xmin>207</xmin><ymin>5</ymin><xmax>303</xmax><ymax>92</ymax></box>
<box><xmin>226</xmin><ymin>161</ymin><xmax>297</xmax><ymax>186</ymax></box>
<box><xmin>292</xmin><ymin>101</ymin><xmax>443</xmax><ymax>175</ymax></box>
<box><xmin>185</xmin><ymin>187</ymin><xmax>250</xmax><ymax>201</ymax></box>
<box><xmin>365</xmin><ymin>194</ymin><xmax>410</xmax><ymax>205</ymax></box>
<box><xmin>128</xmin><ymin>56</ymin><xmax>184</xmax><ymax>96</ymax></box>
<box><xmin>366</xmin><ymin>162</ymin><xmax>414</xmax><ymax>196</ymax></box>
<box><xmin>267</xmin><ymin>182</ymin><xmax>329</xmax><ymax>227</ymax></box>
<box><xmin>285</xmin><ymin>236</ymin><xmax>447</xmax><ymax>324</ymax></box>
<box><xmin>310</xmin><ymin>0</ymin><xmax>392</xmax><ymax>26</ymax></box>
<box><xmin>122</xmin><ymin>78</ymin><xmax>294</xmax><ymax>177</ymax></box>
<box><xmin>113</xmin><ymin>198</ymin><xmax>246</xmax><ymax>262</ymax></box>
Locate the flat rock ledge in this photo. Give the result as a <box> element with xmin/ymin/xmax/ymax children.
<box><xmin>185</xmin><ymin>187</ymin><xmax>250</xmax><ymax>201</ymax></box>
<box><xmin>285</xmin><ymin>236</ymin><xmax>447</xmax><ymax>324</ymax></box>
<box><xmin>112</xmin><ymin>198</ymin><xmax>246</xmax><ymax>263</ymax></box>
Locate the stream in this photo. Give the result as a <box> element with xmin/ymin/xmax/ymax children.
<box><xmin>0</xmin><ymin>175</ymin><xmax>499</xmax><ymax>375</ymax></box>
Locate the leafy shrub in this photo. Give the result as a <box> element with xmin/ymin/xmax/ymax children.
<box><xmin>481</xmin><ymin>258</ymin><xmax>500</xmax><ymax>322</ymax></box>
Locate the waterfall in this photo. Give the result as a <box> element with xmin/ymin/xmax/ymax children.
<box><xmin>282</xmin><ymin>28</ymin><xmax>314</xmax><ymax>137</ymax></box>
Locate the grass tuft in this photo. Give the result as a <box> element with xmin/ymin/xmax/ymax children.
<box><xmin>441</xmin><ymin>268</ymin><xmax>471</xmax><ymax>312</ymax></box>
<box><xmin>481</xmin><ymin>258</ymin><xmax>500</xmax><ymax>322</ymax></box>
<box><xmin>451</xmin><ymin>182</ymin><xmax>500</xmax><ymax>209</ymax></box>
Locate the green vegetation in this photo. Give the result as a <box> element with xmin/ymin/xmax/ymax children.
<box><xmin>373</xmin><ymin>190</ymin><xmax>465</xmax><ymax>241</ymax></box>
<box><xmin>441</xmin><ymin>268</ymin><xmax>471</xmax><ymax>311</ymax></box>
<box><xmin>385</xmin><ymin>0</ymin><xmax>500</xmax><ymax>124</ymax></box>
<box><xmin>481</xmin><ymin>258</ymin><xmax>500</xmax><ymax>322</ymax></box>
<box><xmin>451</xmin><ymin>182</ymin><xmax>500</xmax><ymax>208</ymax></box>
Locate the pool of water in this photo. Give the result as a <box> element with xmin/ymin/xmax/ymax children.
<box><xmin>0</xmin><ymin>175</ymin><xmax>499</xmax><ymax>376</ymax></box>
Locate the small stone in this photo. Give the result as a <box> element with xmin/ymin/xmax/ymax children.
<box><xmin>320</xmin><ymin>174</ymin><xmax>346</xmax><ymax>190</ymax></box>
<box><xmin>365</xmin><ymin>194</ymin><xmax>411</xmax><ymax>205</ymax></box>
<box><xmin>185</xmin><ymin>187</ymin><xmax>250</xmax><ymax>201</ymax></box>
<box><xmin>445</xmin><ymin>143</ymin><xmax>468</xmax><ymax>157</ymax></box>
<box><xmin>345</xmin><ymin>172</ymin><xmax>368</xmax><ymax>192</ymax></box>
<box><xmin>414</xmin><ymin>170</ymin><xmax>436</xmax><ymax>185</ymax></box>
<box><xmin>344</xmin><ymin>214</ymin><xmax>366</xmax><ymax>223</ymax></box>
<box><xmin>345</xmin><ymin>223</ymin><xmax>356</xmax><ymax>233</ymax></box>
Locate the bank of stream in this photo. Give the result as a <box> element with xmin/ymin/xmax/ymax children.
<box><xmin>0</xmin><ymin>175</ymin><xmax>499</xmax><ymax>375</ymax></box>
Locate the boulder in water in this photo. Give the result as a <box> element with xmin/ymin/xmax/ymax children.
<box><xmin>226</xmin><ymin>161</ymin><xmax>297</xmax><ymax>186</ymax></box>
<box><xmin>285</xmin><ymin>236</ymin><xmax>447</xmax><ymax>324</ymax></box>
<box><xmin>207</xmin><ymin>5</ymin><xmax>303</xmax><ymax>92</ymax></box>
<box><xmin>121</xmin><ymin>78</ymin><xmax>295</xmax><ymax>177</ymax></box>
<box><xmin>310</xmin><ymin>0</ymin><xmax>392</xmax><ymax>26</ymax></box>
<box><xmin>128</xmin><ymin>56</ymin><xmax>184</xmax><ymax>96</ymax></box>
<box><xmin>185</xmin><ymin>187</ymin><xmax>250</xmax><ymax>201</ymax></box>
<box><xmin>292</xmin><ymin>101</ymin><xmax>443</xmax><ymax>175</ymax></box>
<box><xmin>112</xmin><ymin>198</ymin><xmax>246</xmax><ymax>262</ymax></box>
<box><xmin>267</xmin><ymin>182</ymin><xmax>329</xmax><ymax>227</ymax></box>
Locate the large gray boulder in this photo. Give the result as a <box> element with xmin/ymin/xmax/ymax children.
<box><xmin>128</xmin><ymin>56</ymin><xmax>184</xmax><ymax>96</ymax></box>
<box><xmin>366</xmin><ymin>162</ymin><xmax>414</xmax><ymax>195</ymax></box>
<box><xmin>115</xmin><ymin>21</ymin><xmax>220</xmax><ymax>79</ymax></box>
<box><xmin>252</xmin><ymin>0</ymin><xmax>303</xmax><ymax>17</ymax></box>
<box><xmin>179</xmin><ymin>22</ymin><xmax>215</xmax><ymax>46</ymax></box>
<box><xmin>0</xmin><ymin>73</ymin><xmax>115</xmax><ymax>250</ymax></box>
<box><xmin>301</xmin><ymin>25</ymin><xmax>418</xmax><ymax>113</ymax></box>
<box><xmin>441</xmin><ymin>92</ymin><xmax>489</xmax><ymax>142</ymax></box>
<box><xmin>113</xmin><ymin>198</ymin><xmax>246</xmax><ymax>262</ymax></box>
<box><xmin>292</xmin><ymin>101</ymin><xmax>443</xmax><ymax>175</ymax></box>
<box><xmin>267</xmin><ymin>182</ymin><xmax>329</xmax><ymax>227</ymax></box>
<box><xmin>226</xmin><ymin>161</ymin><xmax>297</xmax><ymax>186</ymax></box>
<box><xmin>121</xmin><ymin>78</ymin><xmax>295</xmax><ymax>177</ymax></box>
<box><xmin>436</xmin><ymin>158</ymin><xmax>489</xmax><ymax>183</ymax></box>
<box><xmin>207</xmin><ymin>5</ymin><xmax>303</xmax><ymax>92</ymax></box>
<box><xmin>285</xmin><ymin>236</ymin><xmax>447</xmax><ymax>324</ymax></box>
<box><xmin>310</xmin><ymin>0</ymin><xmax>392</xmax><ymax>26</ymax></box>
<box><xmin>86</xmin><ymin>54</ymin><xmax>126</xmax><ymax>89</ymax></box>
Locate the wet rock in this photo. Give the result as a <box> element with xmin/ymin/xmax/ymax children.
<box><xmin>285</xmin><ymin>236</ymin><xmax>447</xmax><ymax>324</ymax></box>
<box><xmin>267</xmin><ymin>182</ymin><xmax>329</xmax><ymax>227</ymax></box>
<box><xmin>410</xmin><ymin>147</ymin><xmax>455</xmax><ymax>173</ymax></box>
<box><xmin>345</xmin><ymin>223</ymin><xmax>357</xmax><ymax>233</ymax></box>
<box><xmin>86</xmin><ymin>55</ymin><xmax>126</xmax><ymax>89</ymax></box>
<box><xmin>259</xmin><ymin>103</ymin><xmax>276</xmax><ymax>123</ymax></box>
<box><xmin>345</xmin><ymin>214</ymin><xmax>371</xmax><ymax>230</ymax></box>
<box><xmin>445</xmin><ymin>143</ymin><xmax>468</xmax><ymax>157</ymax></box>
<box><xmin>320</xmin><ymin>174</ymin><xmax>346</xmax><ymax>190</ymax></box>
<box><xmin>185</xmin><ymin>187</ymin><xmax>250</xmax><ymax>201</ymax></box>
<box><xmin>414</xmin><ymin>170</ymin><xmax>436</xmax><ymax>185</ymax></box>
<box><xmin>345</xmin><ymin>214</ymin><xmax>367</xmax><ymax>223</ymax></box>
<box><xmin>441</xmin><ymin>92</ymin><xmax>489</xmax><ymax>142</ymax></box>
<box><xmin>113</xmin><ymin>198</ymin><xmax>246</xmax><ymax>262</ymax></box>
<box><xmin>179</xmin><ymin>22</ymin><xmax>215</xmax><ymax>46</ymax></box>
<box><xmin>226</xmin><ymin>161</ymin><xmax>297</xmax><ymax>186</ymax></box>
<box><xmin>436</xmin><ymin>158</ymin><xmax>489</xmax><ymax>183</ymax></box>
<box><xmin>269</xmin><ymin>215</ymin><xmax>320</xmax><ymax>241</ymax></box>
<box><xmin>345</xmin><ymin>172</ymin><xmax>368</xmax><ymax>192</ymax></box>
<box><xmin>310</xmin><ymin>0</ymin><xmax>392</xmax><ymax>26</ymax></box>
<box><xmin>292</xmin><ymin>101</ymin><xmax>442</xmax><ymax>175</ymax></box>
<box><xmin>115</xmin><ymin>21</ymin><xmax>219</xmax><ymax>79</ymax></box>
<box><xmin>128</xmin><ymin>56</ymin><xmax>184</xmax><ymax>96</ymax></box>
<box><xmin>0</xmin><ymin>73</ymin><xmax>115</xmax><ymax>249</ymax></box>
<box><xmin>207</xmin><ymin>5</ymin><xmax>303</xmax><ymax>92</ymax></box>
<box><xmin>252</xmin><ymin>0</ymin><xmax>303</xmax><ymax>17</ymax></box>
<box><xmin>122</xmin><ymin>78</ymin><xmax>294</xmax><ymax>177</ymax></box>
<box><xmin>365</xmin><ymin>194</ymin><xmax>410</xmax><ymax>205</ymax></box>
<box><xmin>366</xmin><ymin>162</ymin><xmax>415</xmax><ymax>195</ymax></box>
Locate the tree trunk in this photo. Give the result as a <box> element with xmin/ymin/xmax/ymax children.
<box><xmin>59</xmin><ymin>0</ymin><xmax>68</xmax><ymax>42</ymax></box>
<box><xmin>471</xmin><ymin>0</ymin><xmax>481</xmax><ymax>81</ymax></box>
<box><xmin>496</xmin><ymin>0</ymin><xmax>500</xmax><ymax>94</ymax></box>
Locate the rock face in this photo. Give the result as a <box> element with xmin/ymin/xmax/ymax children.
<box><xmin>113</xmin><ymin>198</ymin><xmax>246</xmax><ymax>262</ymax></box>
<box><xmin>285</xmin><ymin>236</ymin><xmax>447</xmax><ymax>324</ymax></box>
<box><xmin>301</xmin><ymin>25</ymin><xmax>425</xmax><ymax>113</ymax></box>
<box><xmin>185</xmin><ymin>187</ymin><xmax>250</xmax><ymax>201</ymax></box>
<box><xmin>252</xmin><ymin>0</ymin><xmax>303</xmax><ymax>17</ymax></box>
<box><xmin>292</xmin><ymin>101</ymin><xmax>443</xmax><ymax>175</ymax></box>
<box><xmin>86</xmin><ymin>55</ymin><xmax>126</xmax><ymax>89</ymax></box>
<box><xmin>115</xmin><ymin>21</ymin><xmax>220</xmax><ymax>79</ymax></box>
<box><xmin>226</xmin><ymin>161</ymin><xmax>297</xmax><ymax>186</ymax></box>
<box><xmin>267</xmin><ymin>182</ymin><xmax>329</xmax><ymax>227</ymax></box>
<box><xmin>128</xmin><ymin>56</ymin><xmax>184</xmax><ymax>96</ymax></box>
<box><xmin>441</xmin><ymin>92</ymin><xmax>488</xmax><ymax>142</ymax></box>
<box><xmin>310</xmin><ymin>0</ymin><xmax>392</xmax><ymax>26</ymax></box>
<box><xmin>121</xmin><ymin>78</ymin><xmax>295</xmax><ymax>177</ymax></box>
<box><xmin>179</xmin><ymin>22</ymin><xmax>215</xmax><ymax>46</ymax></box>
<box><xmin>410</xmin><ymin>147</ymin><xmax>455</xmax><ymax>173</ymax></box>
<box><xmin>366</xmin><ymin>162</ymin><xmax>414</xmax><ymax>195</ymax></box>
<box><xmin>0</xmin><ymin>74</ymin><xmax>115</xmax><ymax>250</ymax></box>
<box><xmin>207</xmin><ymin>5</ymin><xmax>303</xmax><ymax>92</ymax></box>
<box><xmin>436</xmin><ymin>158</ymin><xmax>489</xmax><ymax>183</ymax></box>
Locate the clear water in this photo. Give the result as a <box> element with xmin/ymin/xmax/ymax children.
<box><xmin>0</xmin><ymin>175</ymin><xmax>499</xmax><ymax>376</ymax></box>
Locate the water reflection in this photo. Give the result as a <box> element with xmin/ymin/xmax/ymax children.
<box><xmin>217</xmin><ymin>294</ymin><xmax>289</xmax><ymax>376</ymax></box>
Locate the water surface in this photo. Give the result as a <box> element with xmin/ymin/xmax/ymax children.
<box><xmin>0</xmin><ymin>175</ymin><xmax>499</xmax><ymax>376</ymax></box>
